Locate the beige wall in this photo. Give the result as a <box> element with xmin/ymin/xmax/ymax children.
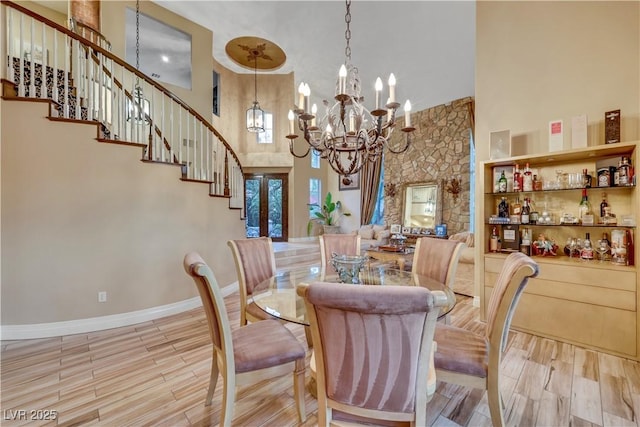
<box><xmin>475</xmin><ymin>1</ymin><xmax>640</xmax><ymax>298</ymax></box>
<box><xmin>1</xmin><ymin>101</ymin><xmax>245</xmax><ymax>324</ymax></box>
<box><xmin>476</xmin><ymin>1</ymin><xmax>639</xmax><ymax>163</ymax></box>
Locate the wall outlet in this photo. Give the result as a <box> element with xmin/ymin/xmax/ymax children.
<box><xmin>98</xmin><ymin>291</ymin><xmax>107</xmax><ymax>303</ymax></box>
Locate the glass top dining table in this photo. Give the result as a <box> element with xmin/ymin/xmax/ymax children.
<box><xmin>251</xmin><ymin>264</ymin><xmax>457</xmax><ymax>326</ymax></box>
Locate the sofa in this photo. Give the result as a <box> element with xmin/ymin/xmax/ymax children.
<box><xmin>352</xmin><ymin>224</ymin><xmax>391</xmax><ymax>251</ymax></box>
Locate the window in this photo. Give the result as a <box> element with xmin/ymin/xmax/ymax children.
<box><xmin>311</xmin><ymin>149</ymin><xmax>320</xmax><ymax>168</ymax></box>
<box><xmin>257</xmin><ymin>112</ymin><xmax>273</xmax><ymax>144</ymax></box>
<box><xmin>212</xmin><ymin>70</ymin><xmax>220</xmax><ymax>116</ymax></box>
<box><xmin>309</xmin><ymin>178</ymin><xmax>321</xmax><ymax>218</ymax></box>
<box><xmin>370</xmin><ymin>163</ymin><xmax>385</xmax><ymax>225</ymax></box>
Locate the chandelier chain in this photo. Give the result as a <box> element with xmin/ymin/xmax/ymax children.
<box><xmin>344</xmin><ymin>0</ymin><xmax>351</xmax><ymax>62</ymax></box>
<box><xmin>135</xmin><ymin>0</ymin><xmax>140</xmax><ymax>71</ymax></box>
<box><xmin>253</xmin><ymin>57</ymin><xmax>258</xmax><ymax>104</ymax></box>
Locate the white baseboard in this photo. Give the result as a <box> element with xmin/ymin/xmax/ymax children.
<box><xmin>288</xmin><ymin>236</ymin><xmax>318</xmax><ymax>243</ymax></box>
<box><xmin>1</xmin><ymin>282</ymin><xmax>239</xmax><ymax>340</ymax></box>
<box><xmin>473</xmin><ymin>295</ymin><xmax>480</xmax><ymax>308</ymax></box>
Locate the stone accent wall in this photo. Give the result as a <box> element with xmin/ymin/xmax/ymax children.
<box><xmin>71</xmin><ymin>0</ymin><xmax>100</xmax><ymax>31</ymax></box>
<box><xmin>384</xmin><ymin>96</ymin><xmax>473</xmax><ymax>235</ymax></box>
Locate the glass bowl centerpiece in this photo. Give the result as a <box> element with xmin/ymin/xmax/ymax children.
<box><xmin>330</xmin><ymin>253</ymin><xmax>369</xmax><ymax>284</ymax></box>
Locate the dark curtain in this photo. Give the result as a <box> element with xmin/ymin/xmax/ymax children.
<box><xmin>360</xmin><ymin>154</ymin><xmax>383</xmax><ymax>225</ymax></box>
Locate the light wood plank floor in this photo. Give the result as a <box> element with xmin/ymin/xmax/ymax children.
<box><xmin>2</xmin><ymin>293</ymin><xmax>640</xmax><ymax>426</ymax></box>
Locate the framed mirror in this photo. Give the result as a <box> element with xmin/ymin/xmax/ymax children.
<box><xmin>402</xmin><ymin>182</ymin><xmax>442</xmax><ymax>231</ymax></box>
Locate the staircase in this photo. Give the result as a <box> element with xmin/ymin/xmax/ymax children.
<box><xmin>273</xmin><ymin>241</ymin><xmax>322</xmax><ymax>271</ymax></box>
<box><xmin>2</xmin><ymin>1</ymin><xmax>245</xmax><ymax>215</ymax></box>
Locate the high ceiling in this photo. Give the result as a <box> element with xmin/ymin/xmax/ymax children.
<box><xmin>152</xmin><ymin>1</ymin><xmax>476</xmax><ymax>113</ymax></box>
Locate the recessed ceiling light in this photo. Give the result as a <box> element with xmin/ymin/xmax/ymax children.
<box><xmin>161</xmin><ymin>55</ymin><xmax>169</xmax><ymax>63</ymax></box>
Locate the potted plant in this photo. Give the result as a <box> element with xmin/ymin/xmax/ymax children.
<box><xmin>308</xmin><ymin>192</ymin><xmax>351</xmax><ymax>235</ymax></box>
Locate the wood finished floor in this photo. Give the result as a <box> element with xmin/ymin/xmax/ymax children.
<box><xmin>2</xmin><ymin>293</ymin><xmax>640</xmax><ymax>426</ymax></box>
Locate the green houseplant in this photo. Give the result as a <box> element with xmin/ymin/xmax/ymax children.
<box><xmin>308</xmin><ymin>192</ymin><xmax>351</xmax><ymax>235</ymax></box>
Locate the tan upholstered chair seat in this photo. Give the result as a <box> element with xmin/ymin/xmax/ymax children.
<box><xmin>232</xmin><ymin>319</ymin><xmax>306</xmax><ymax>373</ymax></box>
<box><xmin>434</xmin><ymin>323</ymin><xmax>488</xmax><ymax>378</ymax></box>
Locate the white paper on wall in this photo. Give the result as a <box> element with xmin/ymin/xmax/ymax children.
<box><xmin>571</xmin><ymin>114</ymin><xmax>588</xmax><ymax>148</ymax></box>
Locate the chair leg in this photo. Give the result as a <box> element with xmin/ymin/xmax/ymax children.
<box><xmin>205</xmin><ymin>356</ymin><xmax>219</xmax><ymax>406</ymax></box>
<box><xmin>220</xmin><ymin>369</ymin><xmax>236</xmax><ymax>427</ymax></box>
<box><xmin>293</xmin><ymin>358</ymin><xmax>306</xmax><ymax>422</ymax></box>
<box><xmin>487</xmin><ymin>369</ymin><xmax>505</xmax><ymax>427</ymax></box>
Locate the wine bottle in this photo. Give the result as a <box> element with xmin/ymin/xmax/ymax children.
<box><xmin>583</xmin><ymin>168</ymin><xmax>592</xmax><ymax>188</ymax></box>
<box><xmin>490</xmin><ymin>226</ymin><xmax>499</xmax><ymax>252</ymax></box>
<box><xmin>513</xmin><ymin>165</ymin><xmax>521</xmax><ymax>192</ymax></box>
<box><xmin>600</xmin><ymin>192</ymin><xmax>608</xmax><ymax>219</ymax></box>
<box><xmin>498</xmin><ymin>171</ymin><xmax>507</xmax><ymax>193</ymax></box>
<box><xmin>580</xmin><ymin>232</ymin><xmax>594</xmax><ymax>260</ymax></box>
<box><xmin>498</xmin><ymin>197</ymin><xmax>509</xmax><ymax>218</ymax></box>
<box><xmin>523</xmin><ymin>163</ymin><xmax>533</xmax><ymax>192</ymax></box>
<box><xmin>578</xmin><ymin>188</ymin><xmax>592</xmax><ymax>222</ymax></box>
<box><xmin>521</xmin><ymin>198</ymin><xmax>530</xmax><ymax>224</ymax></box>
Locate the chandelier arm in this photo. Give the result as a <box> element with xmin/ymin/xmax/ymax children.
<box><xmin>386</xmin><ymin>133</ymin><xmax>412</xmax><ymax>154</ymax></box>
<box><xmin>288</xmin><ymin>140</ymin><xmax>311</xmax><ymax>158</ymax></box>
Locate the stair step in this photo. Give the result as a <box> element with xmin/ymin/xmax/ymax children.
<box><xmin>273</xmin><ymin>242</ymin><xmax>321</xmax><ymax>269</ymax></box>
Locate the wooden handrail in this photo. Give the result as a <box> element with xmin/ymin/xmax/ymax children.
<box><xmin>1</xmin><ymin>0</ymin><xmax>243</xmax><ymax>174</ymax></box>
<box><xmin>69</xmin><ymin>17</ymin><xmax>111</xmax><ymax>51</ymax></box>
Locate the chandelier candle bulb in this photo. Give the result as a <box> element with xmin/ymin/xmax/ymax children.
<box><xmin>404</xmin><ymin>100</ymin><xmax>412</xmax><ymax>127</ymax></box>
<box><xmin>311</xmin><ymin>104</ymin><xmax>317</xmax><ymax>128</ymax></box>
<box><xmin>288</xmin><ymin>110</ymin><xmax>295</xmax><ymax>135</ymax></box>
<box><xmin>339</xmin><ymin>64</ymin><xmax>347</xmax><ymax>95</ymax></box>
<box><xmin>388</xmin><ymin>73</ymin><xmax>396</xmax><ymax>103</ymax></box>
<box><xmin>375</xmin><ymin>77</ymin><xmax>383</xmax><ymax>110</ymax></box>
<box><xmin>303</xmin><ymin>83</ymin><xmax>311</xmax><ymax>113</ymax></box>
<box><xmin>297</xmin><ymin>82</ymin><xmax>305</xmax><ymax>111</ymax></box>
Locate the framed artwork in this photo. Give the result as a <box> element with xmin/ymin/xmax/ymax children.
<box><xmin>411</xmin><ymin>227</ymin><xmax>421</xmax><ymax>235</ymax></box>
<box><xmin>402</xmin><ymin>226</ymin><xmax>411</xmax><ymax>234</ymax></box>
<box><xmin>339</xmin><ymin>172</ymin><xmax>360</xmax><ymax>191</ymax></box>
<box><xmin>125</xmin><ymin>8</ymin><xmax>192</xmax><ymax>90</ymax></box>
<box><xmin>390</xmin><ymin>224</ymin><xmax>402</xmax><ymax>234</ymax></box>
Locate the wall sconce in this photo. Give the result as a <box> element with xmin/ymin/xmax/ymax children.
<box><xmin>443</xmin><ymin>175</ymin><xmax>462</xmax><ymax>202</ymax></box>
<box><xmin>384</xmin><ymin>182</ymin><xmax>397</xmax><ymax>197</ymax></box>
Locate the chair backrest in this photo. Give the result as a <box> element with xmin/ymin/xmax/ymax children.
<box><xmin>228</xmin><ymin>237</ymin><xmax>276</xmax><ymax>298</ymax></box>
<box><xmin>485</xmin><ymin>252</ymin><xmax>539</xmax><ymax>352</ymax></box>
<box><xmin>411</xmin><ymin>237</ymin><xmax>465</xmax><ymax>289</ymax></box>
<box><xmin>319</xmin><ymin>234</ymin><xmax>361</xmax><ymax>267</ymax></box>
<box><xmin>298</xmin><ymin>281</ymin><xmax>445</xmax><ymax>425</ymax></box>
<box><xmin>183</xmin><ymin>252</ymin><xmax>234</xmax><ymax>370</ymax></box>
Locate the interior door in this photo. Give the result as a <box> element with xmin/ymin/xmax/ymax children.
<box><xmin>244</xmin><ymin>173</ymin><xmax>288</xmax><ymax>241</ymax></box>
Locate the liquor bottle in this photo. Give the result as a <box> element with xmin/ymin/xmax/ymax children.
<box><xmin>523</xmin><ymin>163</ymin><xmax>533</xmax><ymax>192</ymax></box>
<box><xmin>619</xmin><ymin>156</ymin><xmax>631</xmax><ymax>186</ymax></box>
<box><xmin>511</xmin><ymin>197</ymin><xmax>522</xmax><ymax>219</ymax></box>
<box><xmin>578</xmin><ymin>188</ymin><xmax>592</xmax><ymax>222</ymax></box>
<box><xmin>498</xmin><ymin>197</ymin><xmax>509</xmax><ymax>218</ymax></box>
<box><xmin>520</xmin><ymin>228</ymin><xmax>531</xmax><ymax>255</ymax></box>
<box><xmin>490</xmin><ymin>226</ymin><xmax>499</xmax><ymax>252</ymax></box>
<box><xmin>533</xmin><ymin>174</ymin><xmax>543</xmax><ymax>191</ymax></box>
<box><xmin>583</xmin><ymin>168</ymin><xmax>592</xmax><ymax>188</ymax></box>
<box><xmin>513</xmin><ymin>165</ymin><xmax>521</xmax><ymax>192</ymax></box>
<box><xmin>521</xmin><ymin>198</ymin><xmax>530</xmax><ymax>224</ymax></box>
<box><xmin>580</xmin><ymin>232</ymin><xmax>594</xmax><ymax>260</ymax></box>
<box><xmin>601</xmin><ymin>232</ymin><xmax>611</xmax><ymax>256</ymax></box>
<box><xmin>498</xmin><ymin>171</ymin><xmax>507</xmax><ymax>193</ymax></box>
<box><xmin>600</xmin><ymin>192</ymin><xmax>609</xmax><ymax>219</ymax></box>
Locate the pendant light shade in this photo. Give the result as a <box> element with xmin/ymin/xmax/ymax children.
<box><xmin>246</xmin><ymin>57</ymin><xmax>265</xmax><ymax>133</ymax></box>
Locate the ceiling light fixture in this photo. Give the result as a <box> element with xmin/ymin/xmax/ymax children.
<box><xmin>127</xmin><ymin>0</ymin><xmax>149</xmax><ymax>123</ymax></box>
<box><xmin>286</xmin><ymin>0</ymin><xmax>415</xmax><ymax>184</ymax></box>
<box><xmin>246</xmin><ymin>47</ymin><xmax>265</xmax><ymax>133</ymax></box>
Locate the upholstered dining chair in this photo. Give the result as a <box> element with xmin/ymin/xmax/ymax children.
<box><xmin>412</xmin><ymin>237</ymin><xmax>466</xmax><ymax>290</ymax></box>
<box><xmin>183</xmin><ymin>252</ymin><xmax>306</xmax><ymax>426</ymax></box>
<box><xmin>433</xmin><ymin>251</ymin><xmax>539</xmax><ymax>427</ymax></box>
<box><xmin>297</xmin><ymin>281</ymin><xmax>447</xmax><ymax>427</ymax></box>
<box><xmin>228</xmin><ymin>237</ymin><xmax>277</xmax><ymax>326</ymax></box>
<box><xmin>319</xmin><ymin>233</ymin><xmax>361</xmax><ymax>267</ymax></box>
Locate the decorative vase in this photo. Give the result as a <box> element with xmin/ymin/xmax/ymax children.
<box><xmin>322</xmin><ymin>225</ymin><xmax>341</xmax><ymax>234</ymax></box>
<box><xmin>330</xmin><ymin>254</ymin><xmax>369</xmax><ymax>284</ymax></box>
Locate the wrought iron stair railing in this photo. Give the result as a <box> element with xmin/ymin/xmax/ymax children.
<box><xmin>2</xmin><ymin>0</ymin><xmax>244</xmax><ymax>209</ymax></box>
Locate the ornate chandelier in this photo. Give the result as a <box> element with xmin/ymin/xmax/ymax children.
<box><xmin>286</xmin><ymin>0</ymin><xmax>415</xmax><ymax>184</ymax></box>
